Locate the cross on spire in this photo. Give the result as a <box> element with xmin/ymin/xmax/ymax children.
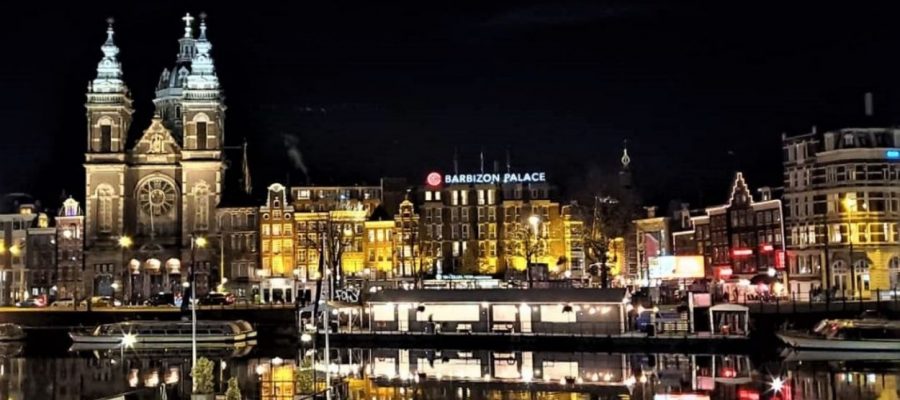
<box><xmin>105</xmin><ymin>17</ymin><xmax>115</xmax><ymax>43</ymax></box>
<box><xmin>182</xmin><ymin>12</ymin><xmax>194</xmax><ymax>38</ymax></box>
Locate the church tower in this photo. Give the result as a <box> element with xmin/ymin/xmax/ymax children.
<box><xmin>84</xmin><ymin>19</ymin><xmax>132</xmax><ymax>244</ymax></box>
<box><xmin>179</xmin><ymin>13</ymin><xmax>225</xmax><ymax>250</ymax></box>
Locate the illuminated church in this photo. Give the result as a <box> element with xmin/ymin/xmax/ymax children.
<box><xmin>83</xmin><ymin>13</ymin><xmax>227</xmax><ymax>300</ymax></box>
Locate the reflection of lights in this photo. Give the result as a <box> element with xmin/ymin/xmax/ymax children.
<box><xmin>301</xmin><ymin>333</ymin><xmax>312</xmax><ymax>342</ymax></box>
<box><xmin>271</xmin><ymin>357</ymin><xmax>283</xmax><ymax>366</ymax></box>
<box><xmin>624</xmin><ymin>376</ymin><xmax>636</xmax><ymax>386</ymax></box>
<box><xmin>165</xmin><ymin>367</ymin><xmax>180</xmax><ymax>384</ymax></box>
<box><xmin>601</xmin><ymin>306</ymin><xmax>612</xmax><ymax>315</ymax></box>
<box><xmin>255</xmin><ymin>364</ymin><xmax>267</xmax><ymax>376</ymax></box>
<box><xmin>128</xmin><ymin>369</ymin><xmax>139</xmax><ymax>387</ymax></box>
<box><xmin>589</xmin><ymin>307</ymin><xmax>597</xmax><ymax>315</ymax></box>
<box><xmin>867</xmin><ymin>373</ymin><xmax>877</xmax><ymax>383</ymax></box>
<box><xmin>639</xmin><ymin>374</ymin><xmax>647</xmax><ymax>384</ymax></box>
<box><xmin>625</xmin><ymin>304</ymin><xmax>634</xmax><ymax>312</ymax></box>
<box><xmin>481</xmin><ymin>302</ymin><xmax>489</xmax><ymax>308</ymax></box>
<box><xmin>144</xmin><ymin>370</ymin><xmax>160</xmax><ymax>387</ymax></box>
<box><xmin>483</xmin><ymin>374</ymin><xmax>491</xmax><ymax>381</ymax></box>
<box><xmin>591</xmin><ymin>373</ymin><xmax>599</xmax><ymax>382</ymax></box>
<box><xmin>769</xmin><ymin>376</ymin><xmax>785</xmax><ymax>393</ymax></box>
<box><xmin>121</xmin><ymin>332</ymin><xmax>138</xmax><ymax>347</ymax></box>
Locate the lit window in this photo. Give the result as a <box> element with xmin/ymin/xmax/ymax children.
<box><xmin>435</xmin><ymin>191</ymin><xmax>442</xmax><ymax>201</ymax></box>
<box><xmin>425</xmin><ymin>191</ymin><xmax>433</xmax><ymax>201</ymax></box>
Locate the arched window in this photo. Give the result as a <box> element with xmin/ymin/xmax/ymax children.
<box><xmin>96</xmin><ymin>185</ymin><xmax>115</xmax><ymax>233</ymax></box>
<box><xmin>831</xmin><ymin>260</ymin><xmax>850</xmax><ymax>298</ymax></box>
<box><xmin>889</xmin><ymin>257</ymin><xmax>900</xmax><ymax>290</ymax></box>
<box><xmin>193</xmin><ymin>113</ymin><xmax>210</xmax><ymax>150</ymax></box>
<box><xmin>98</xmin><ymin>117</ymin><xmax>113</xmax><ymax>152</ymax></box>
<box><xmin>193</xmin><ymin>182</ymin><xmax>210</xmax><ymax>231</ymax></box>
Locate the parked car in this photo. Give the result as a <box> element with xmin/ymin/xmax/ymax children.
<box><xmin>144</xmin><ymin>293</ymin><xmax>176</xmax><ymax>307</ymax></box>
<box><xmin>15</xmin><ymin>297</ymin><xmax>47</xmax><ymax>308</ymax></box>
<box><xmin>50</xmin><ymin>298</ymin><xmax>77</xmax><ymax>308</ymax></box>
<box><xmin>199</xmin><ymin>292</ymin><xmax>235</xmax><ymax>306</ymax></box>
<box><xmin>89</xmin><ymin>296</ymin><xmax>121</xmax><ymax>308</ymax></box>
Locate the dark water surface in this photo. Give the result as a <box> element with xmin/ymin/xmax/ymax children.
<box><xmin>2</xmin><ymin>338</ymin><xmax>898</xmax><ymax>400</ymax></box>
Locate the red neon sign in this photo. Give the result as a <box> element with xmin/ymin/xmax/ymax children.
<box><xmin>732</xmin><ymin>248</ymin><xmax>753</xmax><ymax>257</ymax></box>
<box><xmin>775</xmin><ymin>250</ymin><xmax>785</xmax><ymax>269</ymax></box>
<box><xmin>426</xmin><ymin>172</ymin><xmax>442</xmax><ymax>187</ymax></box>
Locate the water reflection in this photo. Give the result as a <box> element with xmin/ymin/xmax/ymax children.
<box><xmin>0</xmin><ymin>342</ymin><xmax>892</xmax><ymax>399</ymax></box>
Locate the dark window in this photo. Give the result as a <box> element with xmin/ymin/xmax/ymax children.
<box><xmin>100</xmin><ymin>124</ymin><xmax>112</xmax><ymax>152</ymax></box>
<box><xmin>196</xmin><ymin>122</ymin><xmax>207</xmax><ymax>150</ymax></box>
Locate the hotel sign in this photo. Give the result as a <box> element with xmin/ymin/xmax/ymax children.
<box><xmin>427</xmin><ymin>171</ymin><xmax>546</xmax><ymax>186</ymax></box>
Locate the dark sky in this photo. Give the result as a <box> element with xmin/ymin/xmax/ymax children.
<box><xmin>2</xmin><ymin>1</ymin><xmax>900</xmax><ymax>211</ymax></box>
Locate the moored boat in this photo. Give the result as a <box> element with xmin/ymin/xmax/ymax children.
<box><xmin>69</xmin><ymin>320</ymin><xmax>256</xmax><ymax>346</ymax></box>
<box><xmin>777</xmin><ymin>318</ymin><xmax>900</xmax><ymax>351</ymax></box>
<box><xmin>0</xmin><ymin>324</ymin><xmax>26</xmax><ymax>341</ymax></box>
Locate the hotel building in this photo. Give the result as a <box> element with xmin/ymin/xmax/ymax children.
<box><xmin>782</xmin><ymin>127</ymin><xmax>900</xmax><ymax>299</ymax></box>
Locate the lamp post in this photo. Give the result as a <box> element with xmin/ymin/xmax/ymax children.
<box><xmin>117</xmin><ymin>236</ymin><xmax>132</xmax><ymax>305</ymax></box>
<box><xmin>190</xmin><ymin>234</ymin><xmax>207</xmax><ymax>369</ymax></box>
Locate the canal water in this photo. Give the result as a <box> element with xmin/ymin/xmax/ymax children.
<box><xmin>0</xmin><ymin>339</ymin><xmax>897</xmax><ymax>399</ymax></box>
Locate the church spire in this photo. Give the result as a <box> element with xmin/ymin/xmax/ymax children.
<box><xmin>176</xmin><ymin>12</ymin><xmax>196</xmax><ymax>63</ymax></box>
<box><xmin>89</xmin><ymin>17</ymin><xmax>126</xmax><ymax>94</ymax></box>
<box><xmin>620</xmin><ymin>139</ymin><xmax>631</xmax><ymax>170</ymax></box>
<box><xmin>185</xmin><ymin>12</ymin><xmax>220</xmax><ymax>97</ymax></box>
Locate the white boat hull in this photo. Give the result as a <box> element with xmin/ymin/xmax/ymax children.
<box><xmin>778</xmin><ymin>332</ymin><xmax>900</xmax><ymax>351</ymax></box>
<box><xmin>68</xmin><ymin>320</ymin><xmax>256</xmax><ymax>345</ymax></box>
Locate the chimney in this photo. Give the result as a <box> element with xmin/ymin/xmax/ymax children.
<box><xmin>644</xmin><ymin>206</ymin><xmax>657</xmax><ymax>218</ymax></box>
<box><xmin>865</xmin><ymin>92</ymin><xmax>874</xmax><ymax>117</ymax></box>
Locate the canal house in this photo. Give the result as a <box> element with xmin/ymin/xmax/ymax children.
<box><xmin>366</xmin><ymin>288</ymin><xmax>628</xmax><ymax>335</ymax></box>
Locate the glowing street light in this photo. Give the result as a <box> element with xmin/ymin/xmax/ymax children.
<box><xmin>769</xmin><ymin>376</ymin><xmax>785</xmax><ymax>393</ymax></box>
<box><xmin>121</xmin><ymin>332</ymin><xmax>138</xmax><ymax>347</ymax></box>
<box><xmin>117</xmin><ymin>236</ymin><xmax>133</xmax><ymax>249</ymax></box>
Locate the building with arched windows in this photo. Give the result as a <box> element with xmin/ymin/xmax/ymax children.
<box><xmin>783</xmin><ymin>127</ymin><xmax>900</xmax><ymax>299</ymax></box>
<box><xmin>82</xmin><ymin>14</ymin><xmax>226</xmax><ymax>300</ymax></box>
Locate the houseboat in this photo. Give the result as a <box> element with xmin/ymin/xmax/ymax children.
<box><xmin>69</xmin><ymin>320</ymin><xmax>256</xmax><ymax>347</ymax></box>
<box><xmin>777</xmin><ymin>318</ymin><xmax>900</xmax><ymax>351</ymax></box>
<box><xmin>365</xmin><ymin>288</ymin><xmax>628</xmax><ymax>336</ymax></box>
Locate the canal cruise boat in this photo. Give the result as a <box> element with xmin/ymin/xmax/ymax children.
<box><xmin>777</xmin><ymin>316</ymin><xmax>900</xmax><ymax>351</ymax></box>
<box><xmin>69</xmin><ymin>320</ymin><xmax>256</xmax><ymax>348</ymax></box>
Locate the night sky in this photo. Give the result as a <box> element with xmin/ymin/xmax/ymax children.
<box><xmin>2</xmin><ymin>1</ymin><xmax>900</xmax><ymax>211</ymax></box>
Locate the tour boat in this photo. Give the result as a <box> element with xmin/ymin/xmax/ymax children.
<box><xmin>777</xmin><ymin>318</ymin><xmax>900</xmax><ymax>351</ymax></box>
<box><xmin>0</xmin><ymin>324</ymin><xmax>26</xmax><ymax>341</ymax></box>
<box><xmin>69</xmin><ymin>320</ymin><xmax>256</xmax><ymax>347</ymax></box>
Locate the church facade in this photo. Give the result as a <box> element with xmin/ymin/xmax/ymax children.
<box><xmin>83</xmin><ymin>14</ymin><xmax>225</xmax><ymax>302</ymax></box>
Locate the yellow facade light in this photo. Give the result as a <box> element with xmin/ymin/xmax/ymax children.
<box><xmin>194</xmin><ymin>236</ymin><xmax>208</xmax><ymax>248</ymax></box>
<box><xmin>118</xmin><ymin>235</ymin><xmax>133</xmax><ymax>249</ymax></box>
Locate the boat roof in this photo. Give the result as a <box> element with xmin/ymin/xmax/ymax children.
<box><xmin>368</xmin><ymin>288</ymin><xmax>628</xmax><ymax>304</ymax></box>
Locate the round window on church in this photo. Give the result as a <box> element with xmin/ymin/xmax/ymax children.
<box><xmin>138</xmin><ymin>178</ymin><xmax>176</xmax><ymax>216</ymax></box>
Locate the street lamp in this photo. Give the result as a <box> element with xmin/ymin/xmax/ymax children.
<box><xmin>118</xmin><ymin>236</ymin><xmax>132</xmax><ymax>305</ymax></box>
<box><xmin>190</xmin><ymin>234</ymin><xmax>207</xmax><ymax>370</ymax></box>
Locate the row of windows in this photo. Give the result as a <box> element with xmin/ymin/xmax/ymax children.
<box><xmin>786</xmin><ymin>192</ymin><xmax>900</xmax><ymax>219</ymax></box>
<box><xmin>261</xmin><ymin>223</ymin><xmax>293</xmax><ymax>236</ymax></box>
<box><xmin>787</xmin><ymin>164</ymin><xmax>900</xmax><ymax>189</ymax></box>
<box><xmin>789</xmin><ymin>222</ymin><xmax>900</xmax><ymax>245</ymax></box>
<box><xmin>293</xmin><ymin>188</ymin><xmax>378</xmax><ymax>201</ymax></box>
<box><xmin>367</xmin><ymin>228</ymin><xmax>394</xmax><ymax>243</ymax></box>
<box><xmin>729</xmin><ymin>209</ymin><xmax>781</xmax><ymax>228</ymax></box>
